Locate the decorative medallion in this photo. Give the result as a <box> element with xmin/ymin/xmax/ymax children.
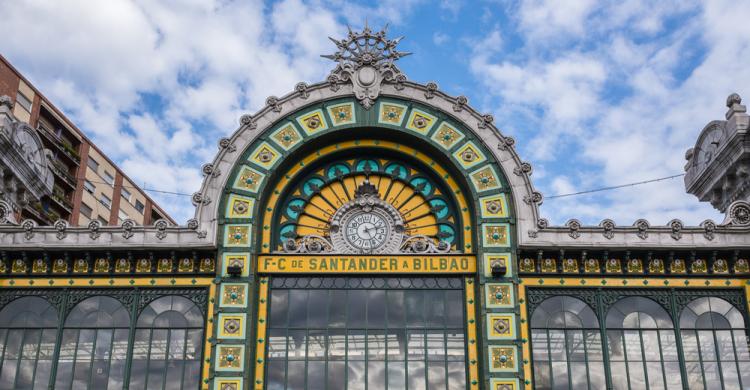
<box><xmin>226</xmin><ymin>194</ymin><xmax>255</xmax><ymax>219</ymax></box>
<box><xmin>73</xmin><ymin>259</ymin><xmax>88</xmax><ymax>274</ymax></box>
<box><xmin>671</xmin><ymin>258</ymin><xmax>687</xmax><ymax>274</ymax></box>
<box><xmin>296</xmin><ymin>109</ymin><xmax>329</xmax><ymax>135</ymax></box>
<box><xmin>519</xmin><ymin>257</ymin><xmax>535</xmax><ymax>273</ymax></box>
<box><xmin>485</xmin><ymin>283</ymin><xmax>514</xmax><ymax>308</ymax></box>
<box><xmin>0</xmin><ymin>260</ymin><xmax>6</xmax><ymax>274</ymax></box>
<box><xmin>115</xmin><ymin>258</ymin><xmax>130</xmax><ymax>273</ymax></box>
<box><xmin>479</xmin><ymin>194</ymin><xmax>508</xmax><ymax>219</ymax></box>
<box><xmin>248</xmin><ymin>142</ymin><xmax>281</xmax><ymax>170</ymax></box>
<box><xmin>490</xmin><ymin>379</ymin><xmax>519</xmax><ymax>390</ymax></box>
<box><xmin>222</xmin><ymin>253</ymin><xmax>249</xmax><ymax>277</ymax></box>
<box><xmin>157</xmin><ymin>258</ymin><xmax>172</xmax><ymax>273</ymax></box>
<box><xmin>199</xmin><ymin>257</ymin><xmax>215</xmax><ymax>273</ymax></box>
<box><xmin>648</xmin><ymin>258</ymin><xmax>665</xmax><ymax>274</ymax></box>
<box><xmin>488</xmin><ymin>346</ymin><xmax>517</xmax><ymax>372</ymax></box>
<box><xmin>453</xmin><ymin>141</ymin><xmax>487</xmax><ymax>169</ymax></box>
<box><xmin>626</xmin><ymin>258</ymin><xmax>643</xmax><ymax>273</ymax></box>
<box><xmin>327</xmin><ymin>102</ymin><xmax>356</xmax><ymax>126</ymax></box>
<box><xmin>216</xmin><ymin>345</ymin><xmax>244</xmax><ymax>371</ymax></box>
<box><xmin>135</xmin><ymin>258</ymin><xmax>151</xmax><ymax>273</ymax></box>
<box><xmin>540</xmin><ymin>258</ymin><xmax>556</xmax><ymax>273</ymax></box>
<box><xmin>270</xmin><ymin>123</ymin><xmax>303</xmax><ymax>151</ymax></box>
<box><xmin>93</xmin><ymin>258</ymin><xmax>109</xmax><ymax>273</ymax></box>
<box><xmin>482</xmin><ymin>224</ymin><xmax>510</xmax><ymax>247</ymax></box>
<box><xmin>31</xmin><ymin>258</ymin><xmax>46</xmax><ymax>274</ymax></box>
<box><xmin>225</xmin><ymin>225</ymin><xmax>251</xmax><ymax>247</ymax></box>
<box><xmin>691</xmin><ymin>258</ymin><xmax>707</xmax><ymax>274</ymax></box>
<box><xmin>405</xmin><ymin>109</ymin><xmax>437</xmax><ymax>134</ymax></box>
<box><xmin>214</xmin><ymin>378</ymin><xmax>243</xmax><ymax>390</ymax></box>
<box><xmin>431</xmin><ymin>122</ymin><xmax>465</xmax><ymax>150</ymax></box>
<box><xmin>233</xmin><ymin>166</ymin><xmax>265</xmax><ymax>193</ymax></box>
<box><xmin>470</xmin><ymin>165</ymin><xmax>502</xmax><ymax>192</ymax></box>
<box><xmin>220</xmin><ymin>283</ymin><xmax>248</xmax><ymax>308</ymax></box>
<box><xmin>714</xmin><ymin>258</ymin><xmax>729</xmax><ymax>273</ymax></box>
<box><xmin>52</xmin><ymin>258</ymin><xmax>67</xmax><ymax>274</ymax></box>
<box><xmin>735</xmin><ymin>259</ymin><xmax>749</xmax><ymax>274</ymax></box>
<box><xmin>378</xmin><ymin>102</ymin><xmax>407</xmax><ymax>126</ymax></box>
<box><xmin>562</xmin><ymin>258</ymin><xmax>578</xmax><ymax>273</ymax></box>
<box><xmin>605</xmin><ymin>258</ymin><xmax>621</xmax><ymax>273</ymax></box>
<box><xmin>584</xmin><ymin>258</ymin><xmax>599</xmax><ymax>273</ymax></box>
<box><xmin>178</xmin><ymin>258</ymin><xmax>193</xmax><ymax>273</ymax></box>
<box><xmin>487</xmin><ymin>314</ymin><xmax>515</xmax><ymax>340</ymax></box>
<box><xmin>11</xmin><ymin>259</ymin><xmax>27</xmax><ymax>274</ymax></box>
<box><xmin>483</xmin><ymin>254</ymin><xmax>511</xmax><ymax>277</ymax></box>
<box><xmin>218</xmin><ymin>313</ymin><xmax>246</xmax><ymax>339</ymax></box>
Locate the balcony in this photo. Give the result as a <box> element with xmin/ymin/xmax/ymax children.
<box><xmin>37</xmin><ymin>124</ymin><xmax>80</xmax><ymax>164</ymax></box>
<box><xmin>50</xmin><ymin>160</ymin><xmax>77</xmax><ymax>188</ymax></box>
<box><xmin>50</xmin><ymin>188</ymin><xmax>73</xmax><ymax>212</ymax></box>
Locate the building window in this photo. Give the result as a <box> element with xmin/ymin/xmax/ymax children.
<box><xmin>80</xmin><ymin>204</ymin><xmax>92</xmax><ymax>219</ymax></box>
<box><xmin>135</xmin><ymin>200</ymin><xmax>145</xmax><ymax>214</ymax></box>
<box><xmin>100</xmin><ymin>194</ymin><xmax>111</xmax><ymax>209</ymax></box>
<box><xmin>103</xmin><ymin>171</ymin><xmax>115</xmax><ymax>186</ymax></box>
<box><xmin>266</xmin><ymin>277</ymin><xmax>466</xmax><ymax>390</ymax></box>
<box><xmin>15</xmin><ymin>92</ymin><xmax>32</xmax><ymax>112</ymax></box>
<box><xmin>87</xmin><ymin>158</ymin><xmax>99</xmax><ymax>172</ymax></box>
<box><xmin>84</xmin><ymin>180</ymin><xmax>95</xmax><ymax>194</ymax></box>
<box><xmin>0</xmin><ymin>289</ymin><xmax>207</xmax><ymax>390</ymax></box>
<box><xmin>528</xmin><ymin>289</ymin><xmax>750</xmax><ymax>390</ymax></box>
<box><xmin>121</xmin><ymin>188</ymin><xmax>131</xmax><ymax>203</ymax></box>
<box><xmin>118</xmin><ymin>210</ymin><xmax>127</xmax><ymax>223</ymax></box>
<box><xmin>97</xmin><ymin>216</ymin><xmax>108</xmax><ymax>225</ymax></box>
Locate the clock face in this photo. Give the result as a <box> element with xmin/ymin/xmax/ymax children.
<box><xmin>344</xmin><ymin>212</ymin><xmax>390</xmax><ymax>250</ymax></box>
<box><xmin>697</xmin><ymin>126</ymin><xmax>723</xmax><ymax>171</ymax></box>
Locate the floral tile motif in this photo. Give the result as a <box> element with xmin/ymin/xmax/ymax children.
<box><xmin>224</xmin><ymin>225</ymin><xmax>251</xmax><ymax>247</ymax></box>
<box><xmin>490</xmin><ymin>378</ymin><xmax>520</xmax><ymax>390</ymax></box>
<box><xmin>270</xmin><ymin>123</ymin><xmax>303</xmax><ymax>151</ymax></box>
<box><xmin>452</xmin><ymin>141</ymin><xmax>487</xmax><ymax>169</ymax></box>
<box><xmin>487</xmin><ymin>313</ymin><xmax>515</xmax><ymax>340</ymax></box>
<box><xmin>485</xmin><ymin>283</ymin><xmax>514</xmax><ymax>309</ymax></box>
<box><xmin>431</xmin><ymin>122</ymin><xmax>465</xmax><ymax>150</ymax></box>
<box><xmin>327</xmin><ymin>102</ymin><xmax>356</xmax><ymax>126</ymax></box>
<box><xmin>469</xmin><ymin>165</ymin><xmax>502</xmax><ymax>193</ymax></box>
<box><xmin>482</xmin><ymin>224</ymin><xmax>511</xmax><ymax>247</ymax></box>
<box><xmin>488</xmin><ymin>345</ymin><xmax>517</xmax><ymax>372</ymax></box>
<box><xmin>215</xmin><ymin>345</ymin><xmax>244</xmax><ymax>371</ymax></box>
<box><xmin>214</xmin><ymin>378</ymin><xmax>243</xmax><ymax>390</ymax></box>
<box><xmin>296</xmin><ymin>109</ymin><xmax>329</xmax><ymax>135</ymax></box>
<box><xmin>479</xmin><ymin>193</ymin><xmax>508</xmax><ymax>219</ymax></box>
<box><xmin>222</xmin><ymin>253</ymin><xmax>250</xmax><ymax>277</ymax></box>
<box><xmin>405</xmin><ymin>108</ymin><xmax>437</xmax><ymax>135</ymax></box>
<box><xmin>226</xmin><ymin>194</ymin><xmax>255</xmax><ymax>219</ymax></box>
<box><xmin>483</xmin><ymin>253</ymin><xmax>512</xmax><ymax>277</ymax></box>
<box><xmin>220</xmin><ymin>283</ymin><xmax>249</xmax><ymax>308</ymax></box>
<box><xmin>218</xmin><ymin>313</ymin><xmax>246</xmax><ymax>339</ymax></box>
<box><xmin>233</xmin><ymin>166</ymin><xmax>265</xmax><ymax>194</ymax></box>
<box><xmin>248</xmin><ymin>142</ymin><xmax>281</xmax><ymax>170</ymax></box>
<box><xmin>378</xmin><ymin>102</ymin><xmax>407</xmax><ymax>126</ymax></box>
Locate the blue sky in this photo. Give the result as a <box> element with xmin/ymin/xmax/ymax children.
<box><xmin>1</xmin><ymin>0</ymin><xmax>748</xmax><ymax>226</ymax></box>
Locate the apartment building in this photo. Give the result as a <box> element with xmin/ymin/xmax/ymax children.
<box><xmin>0</xmin><ymin>55</ymin><xmax>172</xmax><ymax>226</ymax></box>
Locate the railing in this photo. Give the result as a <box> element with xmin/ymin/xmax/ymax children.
<box><xmin>37</xmin><ymin>124</ymin><xmax>80</xmax><ymax>163</ymax></box>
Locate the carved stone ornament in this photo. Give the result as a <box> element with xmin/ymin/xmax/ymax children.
<box><xmin>218</xmin><ymin>137</ymin><xmax>236</xmax><ymax>153</ymax></box>
<box><xmin>239</xmin><ymin>114</ymin><xmax>256</xmax><ymax>130</ymax></box>
<box><xmin>154</xmin><ymin>219</ymin><xmax>169</xmax><ymax>240</ymax></box>
<box><xmin>295</xmin><ymin>82</ymin><xmax>310</xmax><ymax>99</ymax></box>
<box><xmin>266</xmin><ymin>96</ymin><xmax>282</xmax><ymax>112</ymax></box>
<box><xmin>88</xmin><ymin>220</ymin><xmax>102</xmax><ymax>240</ymax></box>
<box><xmin>452</xmin><ymin>95</ymin><xmax>468</xmax><ymax>112</ymax></box>
<box><xmin>477</xmin><ymin>114</ymin><xmax>494</xmax><ymax>129</ymax></box>
<box><xmin>424</xmin><ymin>82</ymin><xmax>438</xmax><ymax>99</ymax></box>
<box><xmin>497</xmin><ymin>136</ymin><xmax>515</xmax><ymax>151</ymax></box>
<box><xmin>700</xmin><ymin>219</ymin><xmax>717</xmax><ymax>240</ymax></box>
<box><xmin>0</xmin><ymin>200</ymin><xmax>11</xmax><ymax>224</ymax></box>
<box><xmin>54</xmin><ymin>219</ymin><xmax>68</xmax><ymax>240</ymax></box>
<box><xmin>513</xmin><ymin>162</ymin><xmax>532</xmax><ymax>176</ymax></box>
<box><xmin>0</xmin><ymin>95</ymin><xmax>12</xmax><ymax>109</ymax></box>
<box><xmin>21</xmin><ymin>219</ymin><xmax>35</xmax><ymax>240</ymax></box>
<box><xmin>537</xmin><ymin>218</ymin><xmax>549</xmax><ymax>229</ymax></box>
<box><xmin>523</xmin><ymin>191</ymin><xmax>543</xmax><ymax>206</ymax></box>
<box><xmin>322</xmin><ymin>24</ymin><xmax>412</xmax><ymax>109</ymax></box>
<box><xmin>668</xmin><ymin>219</ymin><xmax>683</xmax><ymax>240</ymax></box>
<box><xmin>634</xmin><ymin>219</ymin><xmax>650</xmax><ymax>239</ymax></box>
<box><xmin>566</xmin><ymin>219</ymin><xmax>581</xmax><ymax>239</ymax></box>
<box><xmin>600</xmin><ymin>219</ymin><xmax>615</xmax><ymax>240</ymax></box>
<box><xmin>187</xmin><ymin>218</ymin><xmax>199</xmax><ymax>230</ymax></box>
<box><xmin>201</xmin><ymin>163</ymin><xmax>220</xmax><ymax>178</ymax></box>
<box><xmin>121</xmin><ymin>219</ymin><xmax>135</xmax><ymax>239</ymax></box>
<box><xmin>191</xmin><ymin>192</ymin><xmax>210</xmax><ymax>206</ymax></box>
<box><xmin>723</xmin><ymin>200</ymin><xmax>750</xmax><ymax>226</ymax></box>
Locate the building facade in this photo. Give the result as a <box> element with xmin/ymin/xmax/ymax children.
<box><xmin>0</xmin><ymin>55</ymin><xmax>172</xmax><ymax>227</ymax></box>
<box><xmin>0</xmin><ymin>28</ymin><xmax>749</xmax><ymax>390</ymax></box>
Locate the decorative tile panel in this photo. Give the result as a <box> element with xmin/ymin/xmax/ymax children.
<box><xmin>378</xmin><ymin>102</ymin><xmax>407</xmax><ymax>126</ymax></box>
<box><xmin>220</xmin><ymin>283</ymin><xmax>249</xmax><ymax>308</ymax></box>
<box><xmin>431</xmin><ymin>122</ymin><xmax>465</xmax><ymax>150</ymax></box>
<box><xmin>233</xmin><ymin>166</ymin><xmax>265</xmax><ymax>194</ymax></box>
<box><xmin>214</xmin><ymin>378</ymin><xmax>243</xmax><ymax>390</ymax></box>
<box><xmin>270</xmin><ymin>123</ymin><xmax>303</xmax><ymax>151</ymax></box>
<box><xmin>485</xmin><ymin>283</ymin><xmax>515</xmax><ymax>309</ymax></box>
<box><xmin>215</xmin><ymin>344</ymin><xmax>245</xmax><ymax>372</ymax></box>
<box><xmin>405</xmin><ymin>108</ymin><xmax>437</xmax><ymax>134</ymax></box>
<box><xmin>248</xmin><ymin>141</ymin><xmax>281</xmax><ymax>170</ymax></box>
<box><xmin>218</xmin><ymin>313</ymin><xmax>246</xmax><ymax>339</ymax></box>
<box><xmin>487</xmin><ymin>313</ymin><xmax>515</xmax><ymax>340</ymax></box>
<box><xmin>483</xmin><ymin>253</ymin><xmax>512</xmax><ymax>277</ymax></box>
<box><xmin>452</xmin><ymin>141</ymin><xmax>487</xmax><ymax>169</ymax></box>
<box><xmin>489</xmin><ymin>378</ymin><xmax>520</xmax><ymax>390</ymax></box>
<box><xmin>482</xmin><ymin>224</ymin><xmax>511</xmax><ymax>247</ymax></box>
<box><xmin>224</xmin><ymin>225</ymin><xmax>251</xmax><ymax>247</ymax></box>
<box><xmin>296</xmin><ymin>109</ymin><xmax>329</xmax><ymax>135</ymax></box>
<box><xmin>221</xmin><ymin>253</ymin><xmax>250</xmax><ymax>277</ymax></box>
<box><xmin>488</xmin><ymin>345</ymin><xmax>518</xmax><ymax>372</ymax></box>
<box><xmin>327</xmin><ymin>102</ymin><xmax>356</xmax><ymax>126</ymax></box>
<box><xmin>479</xmin><ymin>193</ymin><xmax>508</xmax><ymax>219</ymax></box>
<box><xmin>469</xmin><ymin>165</ymin><xmax>502</xmax><ymax>193</ymax></box>
<box><xmin>225</xmin><ymin>194</ymin><xmax>255</xmax><ymax>219</ymax></box>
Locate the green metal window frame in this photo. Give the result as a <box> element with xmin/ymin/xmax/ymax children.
<box><xmin>526</xmin><ymin>288</ymin><xmax>750</xmax><ymax>390</ymax></box>
<box><xmin>264</xmin><ymin>276</ymin><xmax>468</xmax><ymax>390</ymax></box>
<box><xmin>0</xmin><ymin>288</ymin><xmax>208</xmax><ymax>390</ymax></box>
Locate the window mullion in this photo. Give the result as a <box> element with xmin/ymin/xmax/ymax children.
<box><xmin>143</xmin><ymin>328</ymin><xmax>155</xmax><ymax>389</ymax></box>
<box><xmin>563</xmin><ymin>329</ymin><xmax>573</xmax><ymax>389</ymax></box>
<box><xmin>123</xmin><ymin>288</ymin><xmax>139</xmax><ymax>389</ymax></box>
<box><xmin>87</xmin><ymin>326</ymin><xmax>101</xmax><ymax>389</ymax></box>
<box><xmin>30</xmin><ymin>327</ymin><xmax>44</xmax><ymax>389</ymax></box>
<box><xmin>12</xmin><ymin>328</ymin><xmax>29</xmax><ymax>389</ymax></box>
<box><xmin>694</xmin><ymin>331</ymin><xmax>708</xmax><ymax>390</ymax></box>
<box><xmin>621</xmin><ymin>330</ymin><xmax>633</xmax><ymax>390</ymax></box>
<box><xmin>655</xmin><ymin>329</ymin><xmax>668</xmax><ymax>389</ymax></box>
<box><xmin>581</xmin><ymin>328</ymin><xmax>592</xmax><ymax>390</ymax></box>
<box><xmin>637</xmin><ymin>330</ymin><xmax>650</xmax><ymax>390</ymax></box>
<box><xmin>161</xmin><ymin>329</ymin><xmax>172</xmax><ymax>390</ymax></box>
<box><xmin>67</xmin><ymin>330</ymin><xmax>82</xmax><ymax>390</ymax></box>
<box><xmin>668</xmin><ymin>291</ymin><xmax>690</xmax><ymax>390</ymax></box>
<box><xmin>729</xmin><ymin>327</ymin><xmax>744</xmax><ymax>389</ymax></box>
<box><xmin>598</xmin><ymin>291</ymin><xmax>614</xmax><ymax>390</ymax></box>
<box><xmin>711</xmin><ymin>331</ymin><xmax>725</xmax><ymax>390</ymax></box>
<box><xmin>547</xmin><ymin>328</ymin><xmax>554</xmax><ymax>390</ymax></box>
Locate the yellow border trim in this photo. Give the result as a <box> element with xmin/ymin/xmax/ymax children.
<box><xmin>518</xmin><ymin>277</ymin><xmax>746</xmax><ymax>389</ymax></box>
<box><xmin>260</xmin><ymin>140</ymin><xmax>473</xmax><ymax>252</ymax></box>
<box><xmin>253</xmin><ymin>276</ymin><xmax>270</xmax><ymax>390</ymax></box>
<box><xmin>466</xmin><ymin>277</ymin><xmax>479</xmax><ymax>388</ymax></box>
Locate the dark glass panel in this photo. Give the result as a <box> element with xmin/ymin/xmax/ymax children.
<box><xmin>268</xmin><ymin>328</ymin><xmax>287</xmax><ymax>359</ymax></box>
<box><xmin>427</xmin><ymin>361</ymin><xmax>445</xmax><ymax>390</ymax></box>
<box><xmin>446</xmin><ymin>361</ymin><xmax>465</xmax><ymax>390</ymax></box>
<box><xmin>329</xmin><ymin>290</ymin><xmax>347</xmax><ymax>328</ymax></box>
<box><xmin>405</xmin><ymin>291</ymin><xmax>424</xmax><ymax>328</ymax></box>
<box><xmin>266</xmin><ymin>360</ymin><xmax>285</xmax><ymax>390</ymax></box>
<box><xmin>287</xmin><ymin>330</ymin><xmax>307</xmax><ymax>360</ymax></box>
<box><xmin>347</xmin><ymin>290</ymin><xmax>367</xmax><ymax>328</ymax></box>
<box><xmin>307</xmin><ymin>361</ymin><xmax>326</xmax><ymax>390</ymax></box>
<box><xmin>348</xmin><ymin>361</ymin><xmax>366</xmax><ymax>390</ymax></box>
<box><xmin>387</xmin><ymin>291</ymin><xmax>405</xmax><ymax>328</ymax></box>
<box><xmin>0</xmin><ymin>297</ymin><xmax>57</xmax><ymax>328</ymax></box>
<box><xmin>367</xmin><ymin>290</ymin><xmax>387</xmax><ymax>328</ymax></box>
<box><xmin>287</xmin><ymin>360</ymin><xmax>305</xmax><ymax>390</ymax></box>
<box><xmin>368</xmin><ymin>361</ymin><xmax>386</xmax><ymax>390</ymax></box>
<box><xmin>327</xmin><ymin>361</ymin><xmax>345</xmax><ymax>390</ymax></box>
<box><xmin>407</xmin><ymin>361</ymin><xmax>426</xmax><ymax>390</ymax></box>
<box><xmin>424</xmin><ymin>291</ymin><xmax>445</xmax><ymax>328</ymax></box>
<box><xmin>308</xmin><ymin>290</ymin><xmax>328</xmax><ymax>328</ymax></box>
<box><xmin>269</xmin><ymin>290</ymin><xmax>289</xmax><ymax>327</ymax></box>
<box><xmin>66</xmin><ymin>296</ymin><xmax>129</xmax><ymax>327</ymax></box>
<box><xmin>388</xmin><ymin>361</ymin><xmax>406</xmax><ymax>390</ymax></box>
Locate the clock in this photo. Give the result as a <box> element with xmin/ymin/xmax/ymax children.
<box><xmin>13</xmin><ymin>126</ymin><xmax>45</xmax><ymax>174</ymax></box>
<box><xmin>696</xmin><ymin>124</ymin><xmax>724</xmax><ymax>172</ymax></box>
<box><xmin>329</xmin><ymin>181</ymin><xmax>404</xmax><ymax>254</ymax></box>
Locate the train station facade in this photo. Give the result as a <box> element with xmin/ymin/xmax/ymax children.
<box><xmin>0</xmin><ymin>27</ymin><xmax>749</xmax><ymax>390</ymax></box>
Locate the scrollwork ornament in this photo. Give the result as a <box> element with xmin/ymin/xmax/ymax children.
<box><xmin>191</xmin><ymin>192</ymin><xmax>210</xmax><ymax>206</ymax></box>
<box><xmin>400</xmin><ymin>235</ymin><xmax>451</xmax><ymax>254</ymax></box>
<box><xmin>239</xmin><ymin>114</ymin><xmax>256</xmax><ymax>130</ymax></box>
<box><xmin>88</xmin><ymin>220</ymin><xmax>102</xmax><ymax>240</ymax></box>
<box><xmin>668</xmin><ymin>219</ymin><xmax>683</xmax><ymax>240</ymax></box>
<box><xmin>266</xmin><ymin>96</ymin><xmax>282</xmax><ymax>112</ymax></box>
<box><xmin>513</xmin><ymin>162</ymin><xmax>532</xmax><ymax>176</ymax></box>
<box><xmin>186</xmin><ymin>218</ymin><xmax>199</xmax><ymax>230</ymax></box>
<box><xmin>201</xmin><ymin>163</ymin><xmax>220</xmax><ymax>178</ymax></box>
<box><xmin>121</xmin><ymin>219</ymin><xmax>135</xmax><ymax>239</ymax></box>
<box><xmin>700</xmin><ymin>219</ymin><xmax>716</xmax><ymax>240</ymax></box>
<box><xmin>283</xmin><ymin>235</ymin><xmax>334</xmax><ymax>254</ymax></box>
<box><xmin>295</xmin><ymin>82</ymin><xmax>310</xmax><ymax>99</ymax></box>
<box><xmin>634</xmin><ymin>219</ymin><xmax>650</xmax><ymax>239</ymax></box>
<box><xmin>218</xmin><ymin>137</ymin><xmax>236</xmax><ymax>153</ymax></box>
<box><xmin>424</xmin><ymin>82</ymin><xmax>438</xmax><ymax>99</ymax></box>
<box><xmin>725</xmin><ymin>200</ymin><xmax>750</xmax><ymax>226</ymax></box>
<box><xmin>477</xmin><ymin>113</ymin><xmax>494</xmax><ymax>129</ymax></box>
<box><xmin>600</xmin><ymin>219</ymin><xmax>616</xmax><ymax>240</ymax></box>
<box><xmin>53</xmin><ymin>219</ymin><xmax>68</xmax><ymax>240</ymax></box>
<box><xmin>566</xmin><ymin>219</ymin><xmax>581</xmax><ymax>239</ymax></box>
<box><xmin>0</xmin><ymin>201</ymin><xmax>10</xmax><ymax>224</ymax></box>
<box><xmin>21</xmin><ymin>219</ymin><xmax>35</xmax><ymax>240</ymax></box>
<box><xmin>327</xmin><ymin>74</ymin><xmax>342</xmax><ymax>92</ymax></box>
<box><xmin>154</xmin><ymin>219</ymin><xmax>169</xmax><ymax>240</ymax></box>
<box><xmin>452</xmin><ymin>95</ymin><xmax>468</xmax><ymax>112</ymax></box>
<box><xmin>497</xmin><ymin>136</ymin><xmax>515</xmax><ymax>151</ymax></box>
<box><xmin>524</xmin><ymin>191</ymin><xmax>543</xmax><ymax>206</ymax></box>
<box><xmin>392</xmin><ymin>74</ymin><xmax>407</xmax><ymax>90</ymax></box>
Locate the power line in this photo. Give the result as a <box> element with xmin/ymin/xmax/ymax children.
<box><xmin>546</xmin><ymin>173</ymin><xmax>686</xmax><ymax>199</ymax></box>
<box><xmin>65</xmin><ymin>177</ymin><xmax>193</xmax><ymax>197</ymax></box>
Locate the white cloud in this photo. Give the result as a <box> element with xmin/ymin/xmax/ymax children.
<box><xmin>433</xmin><ymin>32</ymin><xmax>450</xmax><ymax>45</ymax></box>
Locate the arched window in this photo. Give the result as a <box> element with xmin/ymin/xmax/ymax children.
<box><xmin>54</xmin><ymin>296</ymin><xmax>130</xmax><ymax>390</ymax></box>
<box><xmin>0</xmin><ymin>297</ymin><xmax>58</xmax><ymax>389</ymax></box>
<box><xmin>129</xmin><ymin>296</ymin><xmax>204</xmax><ymax>390</ymax></box>
<box><xmin>530</xmin><ymin>296</ymin><xmax>605</xmax><ymax>389</ymax></box>
<box><xmin>679</xmin><ymin>297</ymin><xmax>750</xmax><ymax>390</ymax></box>
<box><xmin>606</xmin><ymin>297</ymin><xmax>682</xmax><ymax>390</ymax></box>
